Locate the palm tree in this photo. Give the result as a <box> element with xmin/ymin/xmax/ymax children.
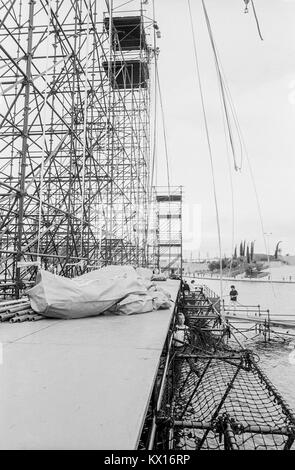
<box><xmin>246</xmin><ymin>245</ymin><xmax>250</xmax><ymax>264</ymax></box>
<box><xmin>239</xmin><ymin>242</ymin><xmax>243</xmax><ymax>257</ymax></box>
<box><xmin>274</xmin><ymin>241</ymin><xmax>282</xmax><ymax>259</ymax></box>
<box><xmin>250</xmin><ymin>241</ymin><xmax>255</xmax><ymax>261</ymax></box>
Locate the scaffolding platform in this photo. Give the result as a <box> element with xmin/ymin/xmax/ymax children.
<box><xmin>104</xmin><ymin>16</ymin><xmax>147</xmax><ymax>50</ymax></box>
<box><xmin>0</xmin><ymin>280</ymin><xmax>180</xmax><ymax>450</ymax></box>
<box><xmin>103</xmin><ymin>59</ymin><xmax>149</xmax><ymax>89</ymax></box>
<box><xmin>156</xmin><ymin>195</ymin><xmax>182</xmax><ymax>202</ymax></box>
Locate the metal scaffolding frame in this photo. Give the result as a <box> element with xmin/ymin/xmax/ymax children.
<box><xmin>153</xmin><ymin>186</ymin><xmax>183</xmax><ymax>276</ymax></box>
<box><xmin>0</xmin><ymin>0</ymin><xmax>157</xmax><ymax>297</ymax></box>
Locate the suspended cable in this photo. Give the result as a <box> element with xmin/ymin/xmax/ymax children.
<box><xmin>155</xmin><ymin>64</ymin><xmax>171</xmax><ymax>193</ymax></box>
<box><xmin>149</xmin><ymin>0</ymin><xmax>158</xmax><ymax>195</ymax></box>
<box><xmin>202</xmin><ymin>0</ymin><xmax>271</xmax><ymax>288</ymax></box>
<box><xmin>218</xmin><ymin>80</ymin><xmax>235</xmax><ymax>277</ymax></box>
<box><xmin>218</xmin><ymin>70</ymin><xmax>244</xmax><ymax>171</ymax></box>
<box><xmin>217</xmin><ymin>66</ymin><xmax>275</xmax><ymax>294</ymax></box>
<box><xmin>155</xmin><ymin>63</ymin><xmax>174</xmax><ymax>274</ymax></box>
<box><xmin>243</xmin><ymin>0</ymin><xmax>263</xmax><ymax>40</ymax></box>
<box><xmin>202</xmin><ymin>0</ymin><xmax>243</xmax><ymax>172</ymax></box>
<box><xmin>146</xmin><ymin>0</ymin><xmax>158</xmax><ymax>270</ymax></box>
<box><xmin>150</xmin><ymin>71</ymin><xmax>157</xmax><ymax>193</ymax></box>
<box><xmin>80</xmin><ymin>0</ymin><xmax>91</xmax><ymax>263</ymax></box>
<box><xmin>239</xmin><ymin>137</ymin><xmax>277</xmax><ymax>297</ymax></box>
<box><xmin>187</xmin><ymin>0</ymin><xmax>224</xmax><ymax>307</ymax></box>
<box><xmin>150</xmin><ymin>0</ymin><xmax>171</xmax><ymax>195</ymax></box>
<box><xmin>106</xmin><ymin>0</ymin><xmax>114</xmax><ymax>262</ymax></box>
<box><xmin>250</xmin><ymin>0</ymin><xmax>264</xmax><ymax>41</ymax></box>
<box><xmin>37</xmin><ymin>0</ymin><xmax>52</xmax><ymax>263</ymax></box>
<box><xmin>206</xmin><ymin>0</ymin><xmax>273</xmax><ymax>294</ymax></box>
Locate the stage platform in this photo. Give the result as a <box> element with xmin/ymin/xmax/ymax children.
<box><xmin>0</xmin><ymin>280</ymin><xmax>180</xmax><ymax>450</ymax></box>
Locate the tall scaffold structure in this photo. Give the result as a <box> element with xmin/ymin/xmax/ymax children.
<box><xmin>153</xmin><ymin>186</ymin><xmax>183</xmax><ymax>277</ymax></box>
<box><xmin>0</xmin><ymin>0</ymin><xmax>158</xmax><ymax>297</ymax></box>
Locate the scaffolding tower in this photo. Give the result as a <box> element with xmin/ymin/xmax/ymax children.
<box><xmin>0</xmin><ymin>0</ymin><xmax>156</xmax><ymax>297</ymax></box>
<box><xmin>153</xmin><ymin>186</ymin><xmax>183</xmax><ymax>277</ymax></box>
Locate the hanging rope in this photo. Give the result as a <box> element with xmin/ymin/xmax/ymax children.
<box><xmin>202</xmin><ymin>0</ymin><xmax>272</xmax><ymax>289</ymax></box>
<box><xmin>218</xmin><ymin>82</ymin><xmax>235</xmax><ymax>277</ymax></box>
<box><xmin>244</xmin><ymin>0</ymin><xmax>263</xmax><ymax>40</ymax></box>
<box><xmin>80</xmin><ymin>0</ymin><xmax>91</xmax><ymax>262</ymax></box>
<box><xmin>150</xmin><ymin>0</ymin><xmax>158</xmax><ymax>195</ymax></box>
<box><xmin>150</xmin><ymin>57</ymin><xmax>157</xmax><ymax>193</ymax></box>
<box><xmin>146</xmin><ymin>0</ymin><xmax>158</xmax><ymax>269</ymax></box>
<box><xmin>201</xmin><ymin>0</ymin><xmax>245</xmax><ymax>275</ymax></box>
<box><xmin>250</xmin><ymin>0</ymin><xmax>264</xmax><ymax>41</ymax></box>
<box><xmin>155</xmin><ymin>65</ymin><xmax>171</xmax><ymax>193</ymax></box>
<box><xmin>149</xmin><ymin>0</ymin><xmax>171</xmax><ymax>195</ymax></box>
<box><xmin>187</xmin><ymin>0</ymin><xmax>224</xmax><ymax>308</ymax></box>
<box><xmin>240</xmin><ymin>142</ymin><xmax>276</xmax><ymax>297</ymax></box>
<box><xmin>202</xmin><ymin>0</ymin><xmax>243</xmax><ymax>172</ymax></box>
<box><xmin>155</xmin><ymin>63</ymin><xmax>174</xmax><ymax>273</ymax></box>
<box><xmin>37</xmin><ymin>0</ymin><xmax>52</xmax><ymax>263</ymax></box>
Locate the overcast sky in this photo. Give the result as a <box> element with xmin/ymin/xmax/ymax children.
<box><xmin>153</xmin><ymin>0</ymin><xmax>295</xmax><ymax>258</ymax></box>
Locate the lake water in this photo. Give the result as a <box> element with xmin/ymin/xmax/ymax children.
<box><xmin>193</xmin><ymin>264</ymin><xmax>295</xmax><ymax>315</ymax></box>
<box><xmin>185</xmin><ymin>265</ymin><xmax>295</xmax><ymax>411</ymax></box>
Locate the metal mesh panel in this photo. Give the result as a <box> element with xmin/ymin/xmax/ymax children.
<box><xmin>152</xmin><ymin>286</ymin><xmax>295</xmax><ymax>450</ymax></box>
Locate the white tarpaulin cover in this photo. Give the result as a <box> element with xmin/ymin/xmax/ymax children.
<box><xmin>150</xmin><ymin>291</ymin><xmax>171</xmax><ymax>310</ymax></box>
<box><xmin>27</xmin><ymin>267</ymin><xmax>148</xmax><ymax>319</ymax></box>
<box><xmin>72</xmin><ymin>264</ymin><xmax>137</xmax><ymax>282</ymax></box>
<box><xmin>151</xmin><ymin>273</ymin><xmax>167</xmax><ymax>281</ymax></box>
<box><xmin>135</xmin><ymin>267</ymin><xmax>153</xmax><ymax>280</ymax></box>
<box><xmin>114</xmin><ymin>294</ymin><xmax>153</xmax><ymax>316</ymax></box>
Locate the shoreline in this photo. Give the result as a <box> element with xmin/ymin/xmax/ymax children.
<box><xmin>186</xmin><ymin>275</ymin><xmax>295</xmax><ymax>284</ymax></box>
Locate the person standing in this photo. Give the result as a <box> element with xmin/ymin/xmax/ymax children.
<box><xmin>229</xmin><ymin>285</ymin><xmax>238</xmax><ymax>314</ymax></box>
<box><xmin>183</xmin><ymin>280</ymin><xmax>190</xmax><ymax>295</ymax></box>
<box><xmin>173</xmin><ymin>312</ymin><xmax>200</xmax><ymax>379</ymax></box>
<box><xmin>229</xmin><ymin>285</ymin><xmax>238</xmax><ymax>302</ymax></box>
<box><xmin>173</xmin><ymin>312</ymin><xmax>190</xmax><ymax>348</ymax></box>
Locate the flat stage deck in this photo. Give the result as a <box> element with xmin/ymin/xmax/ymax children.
<box><xmin>0</xmin><ymin>280</ymin><xmax>179</xmax><ymax>450</ymax></box>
